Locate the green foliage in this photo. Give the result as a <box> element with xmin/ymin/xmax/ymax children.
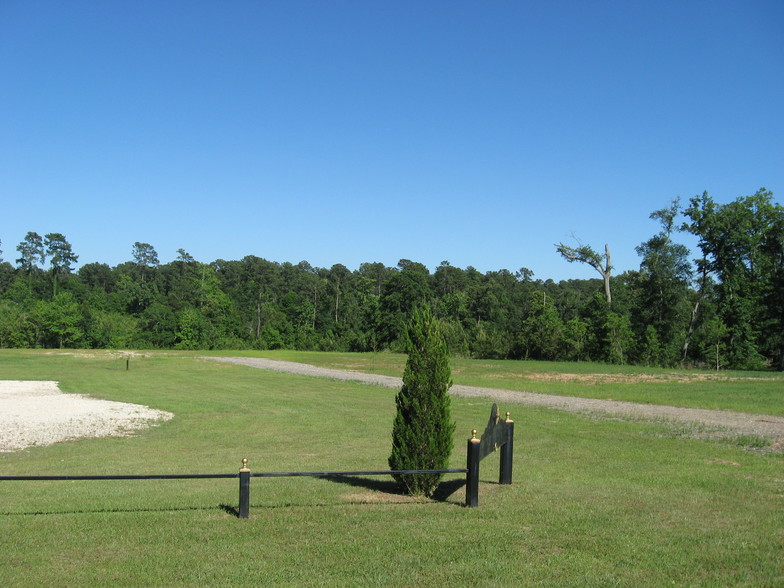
<box><xmin>562</xmin><ymin>316</ymin><xmax>589</xmax><ymax>360</ymax></box>
<box><xmin>0</xmin><ymin>300</ymin><xmax>35</xmax><ymax>347</ymax></box>
<box><xmin>698</xmin><ymin>315</ymin><xmax>728</xmax><ymax>371</ymax></box>
<box><xmin>683</xmin><ymin>189</ymin><xmax>784</xmax><ymax>369</ymax></box>
<box><xmin>174</xmin><ymin>307</ymin><xmax>209</xmax><ymax>350</ymax></box>
<box><xmin>379</xmin><ymin>260</ymin><xmax>433</xmax><ymax>345</ymax></box>
<box><xmin>139</xmin><ymin>302</ymin><xmax>177</xmax><ymax>348</ymax></box>
<box><xmin>470</xmin><ymin>322</ymin><xmax>511</xmax><ymax>359</ymax></box>
<box><xmin>1</xmin><ymin>190</ymin><xmax>783</xmax><ymax>372</ymax></box>
<box><xmin>86</xmin><ymin>310</ymin><xmax>141</xmax><ymax>349</ymax></box>
<box><xmin>116</xmin><ymin>273</ymin><xmax>156</xmax><ymax>314</ymax></box>
<box><xmin>633</xmin><ymin>198</ymin><xmax>692</xmax><ymax>366</ymax></box>
<box><xmin>43</xmin><ymin>233</ymin><xmax>78</xmax><ymax>296</ymax></box>
<box><xmin>521</xmin><ymin>291</ymin><xmax>563</xmax><ymax>360</ymax></box>
<box><xmin>436</xmin><ymin>318</ymin><xmax>470</xmax><ymax>356</ymax></box>
<box><xmin>131</xmin><ymin>242</ymin><xmax>159</xmax><ymax>280</ymax></box>
<box><xmin>15</xmin><ymin>231</ymin><xmax>44</xmax><ymax>272</ymax></box>
<box><xmin>389</xmin><ymin>306</ymin><xmax>455</xmax><ymax>496</ymax></box>
<box><xmin>32</xmin><ymin>292</ymin><xmax>83</xmax><ymax>348</ymax></box>
<box><xmin>604</xmin><ymin>311</ymin><xmax>634</xmax><ymax>364</ymax></box>
<box><xmin>639</xmin><ymin>325</ymin><xmax>664</xmax><ymax>367</ymax></box>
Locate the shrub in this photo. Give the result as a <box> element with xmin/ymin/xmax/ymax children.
<box><xmin>388</xmin><ymin>306</ymin><xmax>455</xmax><ymax>496</ymax></box>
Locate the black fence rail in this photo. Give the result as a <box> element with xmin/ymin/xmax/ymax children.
<box><xmin>0</xmin><ymin>474</ymin><xmax>238</xmax><ymax>481</ymax></box>
<box><xmin>1</xmin><ymin>405</ymin><xmax>514</xmax><ymax>517</ymax></box>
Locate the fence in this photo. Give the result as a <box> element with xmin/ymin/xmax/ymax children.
<box><xmin>1</xmin><ymin>404</ymin><xmax>514</xmax><ymax>517</ymax></box>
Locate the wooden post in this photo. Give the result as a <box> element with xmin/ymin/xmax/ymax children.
<box><xmin>466</xmin><ymin>430</ymin><xmax>481</xmax><ymax>507</ymax></box>
<box><xmin>239</xmin><ymin>458</ymin><xmax>250</xmax><ymax>518</ymax></box>
<box><xmin>499</xmin><ymin>412</ymin><xmax>514</xmax><ymax>485</ymax></box>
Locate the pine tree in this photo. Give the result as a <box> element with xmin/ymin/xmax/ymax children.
<box><xmin>388</xmin><ymin>306</ymin><xmax>455</xmax><ymax>496</ymax></box>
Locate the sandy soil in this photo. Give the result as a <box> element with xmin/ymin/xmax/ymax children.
<box><xmin>0</xmin><ymin>381</ymin><xmax>173</xmax><ymax>452</ymax></box>
<box><xmin>205</xmin><ymin>356</ymin><xmax>784</xmax><ymax>449</ymax></box>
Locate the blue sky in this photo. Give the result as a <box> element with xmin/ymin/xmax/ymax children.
<box><xmin>1</xmin><ymin>1</ymin><xmax>782</xmax><ymax>281</ymax></box>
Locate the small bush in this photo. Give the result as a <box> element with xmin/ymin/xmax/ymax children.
<box><xmin>388</xmin><ymin>306</ymin><xmax>455</xmax><ymax>497</ymax></box>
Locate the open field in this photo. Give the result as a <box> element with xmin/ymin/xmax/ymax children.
<box><xmin>1</xmin><ymin>350</ymin><xmax>783</xmax><ymax>586</ymax></box>
<box><xmin>206</xmin><ymin>356</ymin><xmax>784</xmax><ymax>449</ymax></box>
<box><xmin>209</xmin><ymin>349</ymin><xmax>784</xmax><ymax>416</ymax></box>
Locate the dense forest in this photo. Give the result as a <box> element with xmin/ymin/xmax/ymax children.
<box><xmin>1</xmin><ymin>189</ymin><xmax>782</xmax><ymax>370</ymax></box>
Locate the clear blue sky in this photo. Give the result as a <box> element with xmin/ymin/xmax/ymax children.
<box><xmin>2</xmin><ymin>1</ymin><xmax>782</xmax><ymax>281</ymax></box>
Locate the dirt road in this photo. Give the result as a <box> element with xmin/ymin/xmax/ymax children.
<box><xmin>206</xmin><ymin>356</ymin><xmax>784</xmax><ymax>447</ymax></box>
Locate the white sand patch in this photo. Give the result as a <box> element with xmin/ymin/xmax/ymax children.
<box><xmin>0</xmin><ymin>380</ymin><xmax>174</xmax><ymax>452</ymax></box>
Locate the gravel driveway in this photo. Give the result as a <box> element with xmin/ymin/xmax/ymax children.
<box><xmin>206</xmin><ymin>357</ymin><xmax>784</xmax><ymax>448</ymax></box>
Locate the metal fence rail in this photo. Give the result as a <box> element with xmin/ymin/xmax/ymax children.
<box><xmin>0</xmin><ymin>474</ymin><xmax>238</xmax><ymax>481</ymax></box>
<box><xmin>0</xmin><ymin>469</ymin><xmax>466</xmax><ymax>481</ymax></box>
<box><xmin>1</xmin><ymin>465</ymin><xmax>469</xmax><ymax>519</ymax></box>
<box><xmin>248</xmin><ymin>468</ymin><xmax>468</xmax><ymax>478</ymax></box>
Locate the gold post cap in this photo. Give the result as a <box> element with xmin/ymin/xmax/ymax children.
<box><xmin>240</xmin><ymin>458</ymin><xmax>250</xmax><ymax>473</ymax></box>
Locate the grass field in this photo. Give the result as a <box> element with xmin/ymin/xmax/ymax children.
<box><xmin>210</xmin><ymin>349</ymin><xmax>784</xmax><ymax>416</ymax></box>
<box><xmin>1</xmin><ymin>350</ymin><xmax>782</xmax><ymax>586</ymax></box>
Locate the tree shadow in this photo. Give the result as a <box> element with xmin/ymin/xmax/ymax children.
<box><xmin>430</xmin><ymin>478</ymin><xmax>466</xmax><ymax>502</ymax></box>
<box><xmin>323</xmin><ymin>474</ymin><xmax>466</xmax><ymax>505</ymax></box>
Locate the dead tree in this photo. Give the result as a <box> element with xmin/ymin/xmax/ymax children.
<box><xmin>555</xmin><ymin>241</ymin><xmax>612</xmax><ymax>305</ymax></box>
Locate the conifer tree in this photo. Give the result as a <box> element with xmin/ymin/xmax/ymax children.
<box><xmin>388</xmin><ymin>306</ymin><xmax>455</xmax><ymax>496</ymax></box>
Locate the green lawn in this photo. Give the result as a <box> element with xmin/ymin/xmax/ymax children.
<box><xmin>1</xmin><ymin>350</ymin><xmax>782</xmax><ymax>586</ymax></box>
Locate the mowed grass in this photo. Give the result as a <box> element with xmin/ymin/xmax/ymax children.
<box><xmin>0</xmin><ymin>350</ymin><xmax>782</xmax><ymax>586</ymax></box>
<box><xmin>210</xmin><ymin>349</ymin><xmax>784</xmax><ymax>416</ymax></box>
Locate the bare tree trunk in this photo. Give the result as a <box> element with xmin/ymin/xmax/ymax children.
<box><xmin>255</xmin><ymin>288</ymin><xmax>263</xmax><ymax>339</ymax></box>
<box><xmin>682</xmin><ymin>266</ymin><xmax>707</xmax><ymax>363</ymax></box>
<box><xmin>334</xmin><ymin>277</ymin><xmax>340</xmax><ymax>323</ymax></box>
<box><xmin>682</xmin><ymin>299</ymin><xmax>699</xmax><ymax>362</ymax></box>
<box><xmin>312</xmin><ymin>282</ymin><xmax>318</xmax><ymax>330</ymax></box>
<box><xmin>602</xmin><ymin>244</ymin><xmax>612</xmax><ymax>306</ymax></box>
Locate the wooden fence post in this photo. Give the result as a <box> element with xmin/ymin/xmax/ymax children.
<box><xmin>466</xmin><ymin>430</ymin><xmax>481</xmax><ymax>507</ymax></box>
<box><xmin>239</xmin><ymin>458</ymin><xmax>250</xmax><ymax>518</ymax></box>
<box><xmin>499</xmin><ymin>412</ymin><xmax>514</xmax><ymax>485</ymax></box>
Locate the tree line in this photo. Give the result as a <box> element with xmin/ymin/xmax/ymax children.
<box><xmin>1</xmin><ymin>188</ymin><xmax>782</xmax><ymax>370</ymax></box>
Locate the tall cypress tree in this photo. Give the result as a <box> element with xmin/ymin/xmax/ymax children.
<box><xmin>388</xmin><ymin>305</ymin><xmax>455</xmax><ymax>496</ymax></box>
